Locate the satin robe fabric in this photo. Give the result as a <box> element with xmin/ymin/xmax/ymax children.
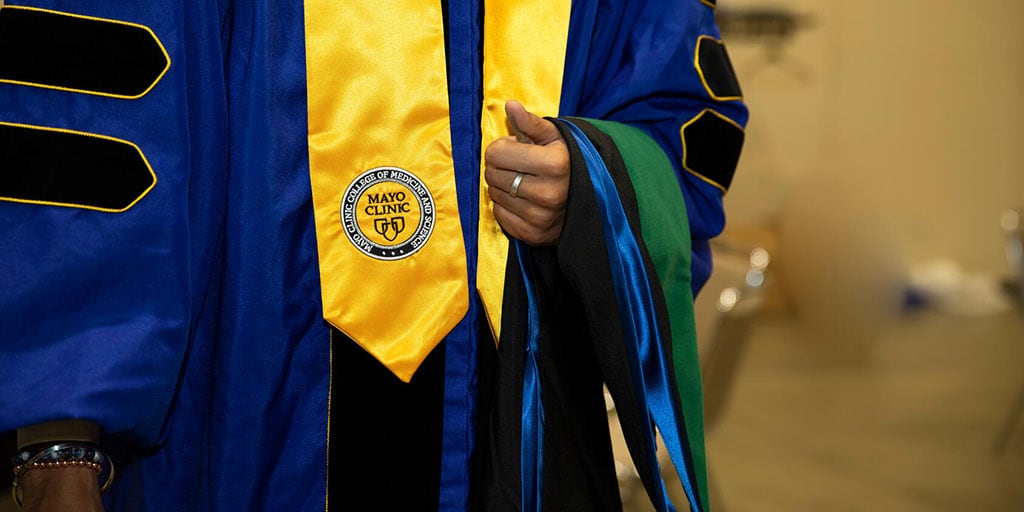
<box><xmin>0</xmin><ymin>0</ymin><xmax>746</xmax><ymax>510</ymax></box>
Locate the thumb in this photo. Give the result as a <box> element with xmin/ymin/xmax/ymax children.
<box><xmin>505</xmin><ymin>99</ymin><xmax>562</xmax><ymax>146</ymax></box>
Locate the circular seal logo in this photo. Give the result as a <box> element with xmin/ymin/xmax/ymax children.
<box><xmin>341</xmin><ymin>166</ymin><xmax>435</xmax><ymax>260</ymax></box>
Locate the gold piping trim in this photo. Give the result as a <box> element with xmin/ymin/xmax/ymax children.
<box><xmin>0</xmin><ymin>6</ymin><xmax>171</xmax><ymax>99</ymax></box>
<box><xmin>679</xmin><ymin>108</ymin><xmax>744</xmax><ymax>194</ymax></box>
<box><xmin>325</xmin><ymin>328</ymin><xmax>332</xmax><ymax>512</ymax></box>
<box><xmin>694</xmin><ymin>35</ymin><xmax>743</xmax><ymax>102</ymax></box>
<box><xmin>0</xmin><ymin>120</ymin><xmax>157</xmax><ymax>212</ymax></box>
<box><xmin>699</xmin><ymin>0</ymin><xmax>716</xmax><ymax>9</ymax></box>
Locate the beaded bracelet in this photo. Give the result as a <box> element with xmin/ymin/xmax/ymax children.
<box><xmin>13</xmin><ymin>459</ymin><xmax>103</xmax><ymax>476</ymax></box>
<box><xmin>10</xmin><ymin>442</ymin><xmax>115</xmax><ymax>507</ymax></box>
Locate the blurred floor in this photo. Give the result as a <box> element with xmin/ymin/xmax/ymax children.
<box><xmin>5</xmin><ymin>309</ymin><xmax>1020</xmax><ymax>512</ymax></box>
<box><xmin>701</xmin><ymin>310</ymin><xmax>1024</xmax><ymax>512</ymax></box>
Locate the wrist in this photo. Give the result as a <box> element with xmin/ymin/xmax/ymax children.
<box><xmin>11</xmin><ymin>443</ymin><xmax>114</xmax><ymax>508</ymax></box>
<box><xmin>18</xmin><ymin>465</ymin><xmax>103</xmax><ymax>510</ymax></box>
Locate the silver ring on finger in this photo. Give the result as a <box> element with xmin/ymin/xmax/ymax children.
<box><xmin>509</xmin><ymin>172</ymin><xmax>526</xmax><ymax>199</ymax></box>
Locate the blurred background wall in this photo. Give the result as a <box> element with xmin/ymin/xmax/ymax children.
<box><xmin>725</xmin><ymin>0</ymin><xmax>1024</xmax><ymax>270</ymax></box>
<box><xmin>717</xmin><ymin>0</ymin><xmax>1024</xmax><ymax>353</ymax></box>
<box><xmin>664</xmin><ymin>2</ymin><xmax>1024</xmax><ymax>511</ymax></box>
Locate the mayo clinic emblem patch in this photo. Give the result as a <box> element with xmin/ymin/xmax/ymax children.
<box><xmin>341</xmin><ymin>167</ymin><xmax>435</xmax><ymax>260</ymax></box>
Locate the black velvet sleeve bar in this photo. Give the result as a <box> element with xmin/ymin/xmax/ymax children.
<box><xmin>0</xmin><ymin>6</ymin><xmax>168</xmax><ymax>98</ymax></box>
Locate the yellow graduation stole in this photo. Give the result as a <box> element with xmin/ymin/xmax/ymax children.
<box><xmin>303</xmin><ymin>0</ymin><xmax>568</xmax><ymax>382</ymax></box>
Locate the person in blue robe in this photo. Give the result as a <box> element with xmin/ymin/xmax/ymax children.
<box><xmin>0</xmin><ymin>0</ymin><xmax>747</xmax><ymax>510</ymax></box>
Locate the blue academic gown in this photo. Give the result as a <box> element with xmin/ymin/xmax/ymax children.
<box><xmin>0</xmin><ymin>1</ymin><xmax>747</xmax><ymax>510</ymax></box>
